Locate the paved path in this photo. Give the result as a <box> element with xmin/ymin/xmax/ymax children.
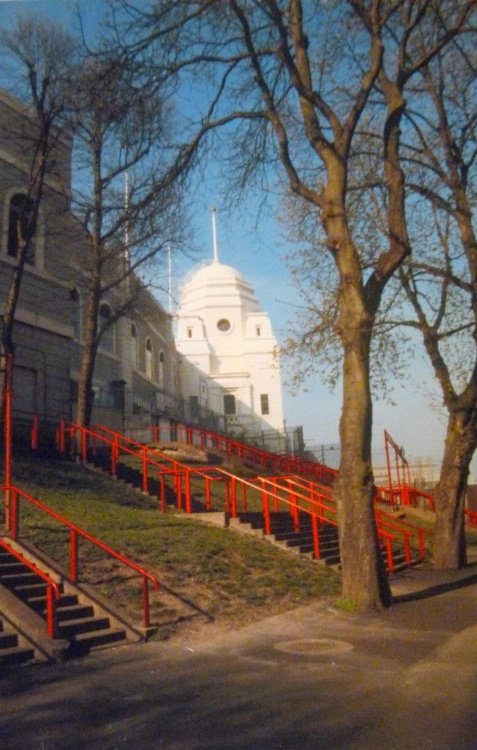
<box><xmin>2</xmin><ymin>564</ymin><xmax>477</xmax><ymax>750</ymax></box>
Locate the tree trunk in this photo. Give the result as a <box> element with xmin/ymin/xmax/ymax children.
<box><xmin>433</xmin><ymin>408</ymin><xmax>477</xmax><ymax>569</ymax></box>
<box><xmin>76</xmin><ymin>278</ymin><xmax>100</xmax><ymax>429</ymax></box>
<box><xmin>334</xmin><ymin>312</ymin><xmax>392</xmax><ymax>610</ymax></box>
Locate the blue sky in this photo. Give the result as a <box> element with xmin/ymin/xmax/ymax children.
<box><xmin>0</xmin><ymin>0</ymin><xmax>458</xmax><ymax>478</ymax></box>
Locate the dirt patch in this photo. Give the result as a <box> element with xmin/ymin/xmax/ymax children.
<box><xmin>149</xmin><ymin>441</ymin><xmax>215</xmax><ymax>464</ymax></box>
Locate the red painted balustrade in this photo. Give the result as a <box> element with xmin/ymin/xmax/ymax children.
<box><xmin>1</xmin><ymin>483</ymin><xmax>159</xmax><ymax>631</ymax></box>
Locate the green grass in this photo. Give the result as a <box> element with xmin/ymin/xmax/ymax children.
<box><xmin>1</xmin><ymin>454</ymin><xmax>340</xmax><ymax>637</ymax></box>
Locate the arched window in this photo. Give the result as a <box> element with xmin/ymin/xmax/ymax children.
<box><xmin>99</xmin><ymin>303</ymin><xmax>115</xmax><ymax>353</ymax></box>
<box><xmin>131</xmin><ymin>324</ymin><xmax>138</xmax><ymax>368</ymax></box>
<box><xmin>145</xmin><ymin>338</ymin><xmax>153</xmax><ymax>379</ymax></box>
<box><xmin>7</xmin><ymin>193</ymin><xmax>37</xmax><ymax>264</ymax></box>
<box><xmin>158</xmin><ymin>351</ymin><xmax>164</xmax><ymax>386</ymax></box>
<box><xmin>70</xmin><ymin>288</ymin><xmax>82</xmax><ymax>341</ymax></box>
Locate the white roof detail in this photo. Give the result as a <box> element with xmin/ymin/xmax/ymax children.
<box><xmin>179</xmin><ymin>261</ymin><xmax>260</xmax><ymax>315</ymax></box>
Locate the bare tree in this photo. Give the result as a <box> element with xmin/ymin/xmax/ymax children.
<box><xmin>117</xmin><ymin>0</ymin><xmax>474</xmax><ymax>609</ymax></box>
<box><xmin>397</xmin><ymin>33</ymin><xmax>477</xmax><ymax>569</ymax></box>
<box><xmin>65</xmin><ymin>50</ymin><xmax>187</xmax><ymax>427</ymax></box>
<box><xmin>0</xmin><ymin>16</ymin><xmax>75</xmax><ymax>420</ymax></box>
<box><xmin>1</xmin><ymin>8</ymin><xmax>227</xmax><ymax>433</ymax></box>
<box><xmin>281</xmin><ymin>13</ymin><xmax>477</xmax><ymax>570</ymax></box>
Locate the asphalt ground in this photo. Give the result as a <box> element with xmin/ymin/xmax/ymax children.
<box><xmin>2</xmin><ymin>563</ymin><xmax>477</xmax><ymax>750</ymax></box>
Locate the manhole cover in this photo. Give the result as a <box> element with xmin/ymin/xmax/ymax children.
<box><xmin>274</xmin><ymin>638</ymin><xmax>353</xmax><ymax>656</ymax></box>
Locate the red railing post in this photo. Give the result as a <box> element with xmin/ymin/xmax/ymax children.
<box><xmin>291</xmin><ymin>491</ymin><xmax>299</xmax><ymax>532</ymax></box>
<box><xmin>312</xmin><ymin>514</ymin><xmax>321</xmax><ymax>559</ymax></box>
<box><xmin>205</xmin><ymin>476</ymin><xmax>212</xmax><ymax>511</ymax></box>
<box><xmin>31</xmin><ymin>414</ymin><xmax>39</xmax><ymax>450</ymax></box>
<box><xmin>261</xmin><ymin>480</ymin><xmax>271</xmax><ymax>535</ymax></box>
<box><xmin>9</xmin><ymin>486</ymin><xmax>18</xmax><ymax>539</ymax></box>
<box><xmin>184</xmin><ymin>468</ymin><xmax>192</xmax><ymax>513</ymax></box>
<box><xmin>175</xmin><ymin>473</ymin><xmax>182</xmax><ymax>510</ymax></box>
<box><xmin>159</xmin><ymin>472</ymin><xmax>166</xmax><ymax>512</ymax></box>
<box><xmin>142</xmin><ymin>446</ymin><xmax>149</xmax><ymax>494</ymax></box>
<box><xmin>111</xmin><ymin>434</ymin><xmax>118</xmax><ymax>478</ymax></box>
<box><xmin>81</xmin><ymin>428</ymin><xmax>88</xmax><ymax>462</ymax></box>
<box><xmin>143</xmin><ymin>577</ymin><xmax>150</xmax><ymax>629</ymax></box>
<box><xmin>230</xmin><ymin>476</ymin><xmax>237</xmax><ymax>518</ymax></box>
<box><xmin>46</xmin><ymin>586</ymin><xmax>57</xmax><ymax>638</ymax></box>
<box><xmin>70</xmin><ymin>528</ymin><xmax>78</xmax><ymax>582</ymax></box>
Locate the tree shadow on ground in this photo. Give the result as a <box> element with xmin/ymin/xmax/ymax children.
<box><xmin>393</xmin><ymin>566</ymin><xmax>477</xmax><ymax>604</ymax></box>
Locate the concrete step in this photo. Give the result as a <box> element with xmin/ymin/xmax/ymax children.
<box><xmin>56</xmin><ymin>604</ymin><xmax>95</xmax><ymax>622</ymax></box>
<box><xmin>57</xmin><ymin>615</ymin><xmax>112</xmax><ymax>639</ymax></box>
<box><xmin>0</xmin><ymin>644</ymin><xmax>36</xmax><ymax>667</ymax></box>
<box><xmin>0</xmin><ymin>616</ymin><xmax>37</xmax><ymax>667</ymax></box>
<box><xmin>0</xmin><ymin>631</ymin><xmax>20</xmax><ymax>649</ymax></box>
<box><xmin>1</xmin><ymin>572</ymin><xmax>44</xmax><ymax>588</ymax></box>
<box><xmin>0</xmin><ymin>561</ymin><xmax>31</xmax><ymax>575</ymax></box>
<box><xmin>28</xmin><ymin>593</ymin><xmax>79</xmax><ymax>613</ymax></box>
<box><xmin>70</xmin><ymin>627</ymin><xmax>127</xmax><ymax>652</ymax></box>
<box><xmin>12</xmin><ymin>581</ymin><xmax>49</xmax><ymax>599</ymax></box>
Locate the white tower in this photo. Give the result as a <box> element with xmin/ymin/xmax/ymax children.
<box><xmin>175</xmin><ymin>213</ymin><xmax>285</xmax><ymax>436</ymax></box>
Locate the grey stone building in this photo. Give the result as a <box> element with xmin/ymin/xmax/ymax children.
<box><xmin>0</xmin><ymin>88</ymin><xmax>180</xmax><ymax>440</ymax></box>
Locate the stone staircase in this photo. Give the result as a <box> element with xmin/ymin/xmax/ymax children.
<box><xmin>0</xmin><ymin>615</ymin><xmax>37</xmax><ymax>668</ymax></box>
<box><xmin>230</xmin><ymin>510</ymin><xmax>417</xmax><ymax>572</ymax></box>
<box><xmin>230</xmin><ymin>511</ymin><xmax>341</xmax><ymax>566</ymax></box>
<box><xmin>0</xmin><ymin>544</ymin><xmax>132</xmax><ymax>662</ymax></box>
<box><xmin>85</xmin><ymin>450</ymin><xmax>419</xmax><ymax>573</ymax></box>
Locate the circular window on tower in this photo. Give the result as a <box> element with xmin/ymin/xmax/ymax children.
<box><xmin>217</xmin><ymin>318</ymin><xmax>231</xmax><ymax>332</ymax></box>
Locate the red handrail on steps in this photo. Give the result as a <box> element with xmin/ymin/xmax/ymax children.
<box><xmin>3</xmin><ymin>484</ymin><xmax>159</xmax><ymax>629</ymax></box>
<box><xmin>122</xmin><ymin>422</ymin><xmax>338</xmax><ymax>485</ymax></box>
<box><xmin>59</xmin><ymin>421</ymin><xmax>226</xmax><ymax>514</ymax></box>
<box><xmin>258</xmin><ymin>475</ymin><xmax>429</xmax><ymax>570</ymax></box>
<box><xmin>0</xmin><ymin>536</ymin><xmax>60</xmax><ymax>638</ymax></box>
<box><xmin>57</xmin><ymin>421</ymin><xmax>429</xmax><ymax>573</ymax></box>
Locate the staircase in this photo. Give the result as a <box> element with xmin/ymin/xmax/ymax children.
<box><xmin>83</xmin><ymin>441</ymin><xmax>424</xmax><ymax>573</ymax></box>
<box><xmin>0</xmin><ymin>544</ymin><xmax>129</xmax><ymax>660</ymax></box>
<box><xmin>0</xmin><ymin>615</ymin><xmax>36</xmax><ymax>667</ymax></box>
<box><xmin>231</xmin><ymin>511</ymin><xmax>341</xmax><ymax>565</ymax></box>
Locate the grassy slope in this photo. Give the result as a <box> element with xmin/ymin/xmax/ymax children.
<box><xmin>1</xmin><ymin>455</ymin><xmax>340</xmax><ymax>638</ymax></box>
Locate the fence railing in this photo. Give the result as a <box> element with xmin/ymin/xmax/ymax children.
<box><xmin>58</xmin><ymin>421</ymin><xmax>220</xmax><ymax>513</ymax></box>
<box><xmin>0</xmin><ymin>535</ymin><xmax>60</xmax><ymax>638</ymax></box>
<box><xmin>122</xmin><ymin>422</ymin><xmax>338</xmax><ymax>485</ymax></box>
<box><xmin>377</xmin><ymin>484</ymin><xmax>435</xmax><ymax>511</ymax></box>
<box><xmin>258</xmin><ymin>475</ymin><xmax>429</xmax><ymax>572</ymax></box>
<box><xmin>2</xmin><ymin>484</ymin><xmax>159</xmax><ymax>630</ymax></box>
<box><xmin>56</xmin><ymin>421</ymin><xmax>429</xmax><ymax>573</ymax></box>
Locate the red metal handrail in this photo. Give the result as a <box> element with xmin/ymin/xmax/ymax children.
<box><xmin>59</xmin><ymin>421</ymin><xmax>218</xmax><ymax>514</ymax></box>
<box><xmin>55</xmin><ymin>421</ymin><xmax>427</xmax><ymax>573</ymax></box>
<box><xmin>259</xmin><ymin>475</ymin><xmax>429</xmax><ymax>571</ymax></box>
<box><xmin>377</xmin><ymin>483</ymin><xmax>435</xmax><ymax>512</ymax></box>
<box><xmin>465</xmin><ymin>509</ymin><xmax>477</xmax><ymax>528</ymax></box>
<box><xmin>0</xmin><ymin>536</ymin><xmax>60</xmax><ymax>638</ymax></box>
<box><xmin>124</xmin><ymin>422</ymin><xmax>338</xmax><ymax>485</ymax></box>
<box><xmin>3</xmin><ymin>484</ymin><xmax>159</xmax><ymax>629</ymax></box>
<box><xmin>375</xmin><ymin>508</ymin><xmax>431</xmax><ymax>562</ymax></box>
